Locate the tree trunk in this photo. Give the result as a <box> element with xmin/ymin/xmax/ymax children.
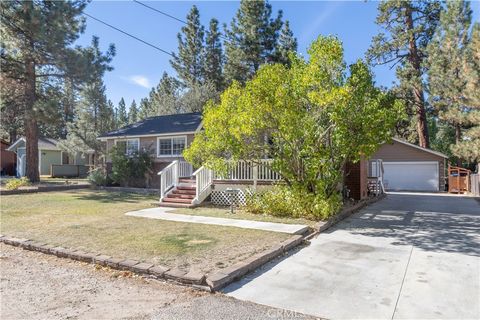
<box><xmin>405</xmin><ymin>4</ymin><xmax>430</xmax><ymax>149</ymax></box>
<box><xmin>455</xmin><ymin>123</ymin><xmax>462</xmax><ymax>166</ymax></box>
<box><xmin>24</xmin><ymin>57</ymin><xmax>40</xmax><ymax>183</ymax></box>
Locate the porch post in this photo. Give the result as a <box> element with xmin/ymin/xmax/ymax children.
<box><xmin>253</xmin><ymin>163</ymin><xmax>258</xmax><ymax>191</ymax></box>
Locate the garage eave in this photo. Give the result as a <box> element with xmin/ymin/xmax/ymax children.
<box><xmin>392</xmin><ymin>138</ymin><xmax>448</xmax><ymax>159</ymax></box>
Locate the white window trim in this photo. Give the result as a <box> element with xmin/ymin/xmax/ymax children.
<box><xmin>115</xmin><ymin>138</ymin><xmax>140</xmax><ymax>155</ymax></box>
<box><xmin>156</xmin><ymin>135</ymin><xmax>187</xmax><ymax>158</ymax></box>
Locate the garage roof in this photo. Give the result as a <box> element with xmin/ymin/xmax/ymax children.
<box><xmin>392</xmin><ymin>138</ymin><xmax>448</xmax><ymax>158</ymax></box>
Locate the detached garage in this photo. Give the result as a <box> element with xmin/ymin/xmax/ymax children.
<box><xmin>372</xmin><ymin>138</ymin><xmax>448</xmax><ymax>192</ymax></box>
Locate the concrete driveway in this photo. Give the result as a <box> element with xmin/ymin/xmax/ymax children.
<box><xmin>225</xmin><ymin>193</ymin><xmax>480</xmax><ymax>319</ymax></box>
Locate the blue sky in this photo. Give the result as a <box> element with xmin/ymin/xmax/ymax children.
<box><xmin>77</xmin><ymin>0</ymin><xmax>480</xmax><ymax>109</ymax></box>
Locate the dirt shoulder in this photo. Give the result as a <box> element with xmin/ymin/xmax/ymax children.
<box><xmin>0</xmin><ymin>245</ymin><xmax>315</xmax><ymax>320</ymax></box>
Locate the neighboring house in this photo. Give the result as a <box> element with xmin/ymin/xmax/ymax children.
<box><xmin>370</xmin><ymin>138</ymin><xmax>448</xmax><ymax>192</ymax></box>
<box><xmin>1</xmin><ymin>140</ymin><xmax>16</xmax><ymax>176</ymax></box>
<box><xmin>7</xmin><ymin>137</ymin><xmax>92</xmax><ymax>177</ymax></box>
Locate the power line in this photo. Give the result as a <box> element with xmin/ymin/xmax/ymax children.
<box><xmin>132</xmin><ymin>0</ymin><xmax>229</xmax><ymax>41</ymax></box>
<box><xmin>133</xmin><ymin>0</ymin><xmax>187</xmax><ymax>25</ymax></box>
<box><xmin>83</xmin><ymin>12</ymin><xmax>174</xmax><ymax>57</ymax></box>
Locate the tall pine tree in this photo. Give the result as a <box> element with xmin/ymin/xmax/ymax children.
<box><xmin>128</xmin><ymin>100</ymin><xmax>138</xmax><ymax>124</ymax></box>
<box><xmin>59</xmin><ymin>37</ymin><xmax>115</xmax><ymax>165</ymax></box>
<box><xmin>367</xmin><ymin>0</ymin><xmax>442</xmax><ymax>148</ymax></box>
<box><xmin>148</xmin><ymin>72</ymin><xmax>181</xmax><ymax>115</ymax></box>
<box><xmin>276</xmin><ymin>20</ymin><xmax>298</xmax><ymax>66</ymax></box>
<box><xmin>116</xmin><ymin>98</ymin><xmax>128</xmax><ymax>128</ymax></box>
<box><xmin>1</xmin><ymin>0</ymin><xmax>93</xmax><ymax>181</ymax></box>
<box><xmin>451</xmin><ymin>22</ymin><xmax>480</xmax><ymax>164</ymax></box>
<box><xmin>204</xmin><ymin>18</ymin><xmax>224</xmax><ymax>92</ymax></box>
<box><xmin>170</xmin><ymin>5</ymin><xmax>204</xmax><ymax>87</ymax></box>
<box><xmin>224</xmin><ymin>0</ymin><xmax>283</xmax><ymax>84</ymax></box>
<box><xmin>427</xmin><ymin>0</ymin><xmax>472</xmax><ymax>164</ymax></box>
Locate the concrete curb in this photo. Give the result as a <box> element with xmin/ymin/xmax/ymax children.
<box><xmin>0</xmin><ymin>184</ymin><xmax>89</xmax><ymax>195</ymax></box>
<box><xmin>312</xmin><ymin>193</ymin><xmax>387</xmax><ymax>235</ymax></box>
<box><xmin>0</xmin><ymin>232</ymin><xmax>308</xmax><ymax>292</ymax></box>
<box><xmin>205</xmin><ymin>234</ymin><xmax>305</xmax><ymax>291</ymax></box>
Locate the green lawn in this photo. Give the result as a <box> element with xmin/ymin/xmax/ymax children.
<box><xmin>172</xmin><ymin>205</ymin><xmax>317</xmax><ymax>227</ymax></box>
<box><xmin>1</xmin><ymin>190</ymin><xmax>290</xmax><ymax>273</ymax></box>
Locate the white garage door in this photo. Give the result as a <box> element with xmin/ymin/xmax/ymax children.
<box><xmin>383</xmin><ymin>162</ymin><xmax>439</xmax><ymax>191</ymax></box>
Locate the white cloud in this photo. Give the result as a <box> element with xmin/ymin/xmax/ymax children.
<box><xmin>299</xmin><ymin>2</ymin><xmax>344</xmax><ymax>46</ymax></box>
<box><xmin>126</xmin><ymin>75</ymin><xmax>151</xmax><ymax>88</ymax></box>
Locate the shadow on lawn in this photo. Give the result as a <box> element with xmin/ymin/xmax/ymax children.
<box><xmin>72</xmin><ymin>191</ymin><xmax>157</xmax><ymax>204</ymax></box>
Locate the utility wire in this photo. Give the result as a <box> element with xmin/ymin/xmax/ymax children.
<box><xmin>133</xmin><ymin>0</ymin><xmax>187</xmax><ymax>25</ymax></box>
<box><xmin>83</xmin><ymin>12</ymin><xmax>174</xmax><ymax>57</ymax></box>
<box><xmin>132</xmin><ymin>0</ymin><xmax>229</xmax><ymax>41</ymax></box>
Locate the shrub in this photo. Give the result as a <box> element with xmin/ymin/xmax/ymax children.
<box><xmin>110</xmin><ymin>146</ymin><xmax>153</xmax><ymax>187</ymax></box>
<box><xmin>5</xmin><ymin>177</ymin><xmax>31</xmax><ymax>190</ymax></box>
<box><xmin>244</xmin><ymin>185</ymin><xmax>341</xmax><ymax>220</ymax></box>
<box><xmin>87</xmin><ymin>168</ymin><xmax>108</xmax><ymax>186</ymax></box>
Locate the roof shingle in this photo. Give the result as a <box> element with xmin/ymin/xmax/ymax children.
<box><xmin>98</xmin><ymin>112</ymin><xmax>202</xmax><ymax>138</ymax></box>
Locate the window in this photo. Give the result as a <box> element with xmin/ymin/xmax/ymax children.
<box><xmin>115</xmin><ymin>139</ymin><xmax>139</xmax><ymax>156</ymax></box>
<box><xmin>157</xmin><ymin>136</ymin><xmax>187</xmax><ymax>157</ymax></box>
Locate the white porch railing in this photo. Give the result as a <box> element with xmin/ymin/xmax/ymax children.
<box><xmin>179</xmin><ymin>161</ymin><xmax>193</xmax><ymax>178</ymax></box>
<box><xmin>368</xmin><ymin>159</ymin><xmax>385</xmax><ymax>195</ymax></box>
<box><xmin>192</xmin><ymin>166</ymin><xmax>213</xmax><ymax>205</ymax></box>
<box><xmin>214</xmin><ymin>159</ymin><xmax>281</xmax><ymax>181</ymax></box>
<box><xmin>158</xmin><ymin>160</ymin><xmax>194</xmax><ymax>202</ymax></box>
<box><xmin>158</xmin><ymin>160</ymin><xmax>179</xmax><ymax>202</ymax></box>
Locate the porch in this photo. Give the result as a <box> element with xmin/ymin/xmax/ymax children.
<box><xmin>157</xmin><ymin>160</ymin><xmax>280</xmax><ymax>207</ymax></box>
<box><xmin>158</xmin><ymin>159</ymin><xmax>386</xmax><ymax>208</ymax></box>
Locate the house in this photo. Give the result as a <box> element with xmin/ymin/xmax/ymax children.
<box><xmin>1</xmin><ymin>140</ymin><xmax>16</xmax><ymax>176</ymax></box>
<box><xmin>370</xmin><ymin>138</ymin><xmax>448</xmax><ymax>192</ymax></box>
<box><xmin>98</xmin><ymin>112</ymin><xmax>202</xmax><ymax>187</ymax></box>
<box><xmin>7</xmin><ymin>137</ymin><xmax>93</xmax><ymax>177</ymax></box>
<box><xmin>98</xmin><ymin>112</ymin><xmax>377</xmax><ymax>207</ymax></box>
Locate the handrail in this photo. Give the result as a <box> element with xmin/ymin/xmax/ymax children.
<box><xmin>158</xmin><ymin>160</ymin><xmax>179</xmax><ymax>202</ymax></box>
<box><xmin>157</xmin><ymin>160</ymin><xmax>177</xmax><ymax>176</ymax></box>
<box><xmin>192</xmin><ymin>166</ymin><xmax>213</xmax><ymax>205</ymax></box>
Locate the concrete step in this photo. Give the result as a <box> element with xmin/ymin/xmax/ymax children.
<box><xmin>157</xmin><ymin>202</ymin><xmax>194</xmax><ymax>208</ymax></box>
<box><xmin>177</xmin><ymin>186</ymin><xmax>196</xmax><ymax>191</ymax></box>
<box><xmin>179</xmin><ymin>178</ymin><xmax>196</xmax><ymax>184</ymax></box>
<box><xmin>172</xmin><ymin>189</ymin><xmax>196</xmax><ymax>196</ymax></box>
<box><xmin>162</xmin><ymin>197</ymin><xmax>194</xmax><ymax>204</ymax></box>
<box><xmin>166</xmin><ymin>193</ymin><xmax>195</xmax><ymax>200</ymax></box>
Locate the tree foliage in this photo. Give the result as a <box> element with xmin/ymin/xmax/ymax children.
<box><xmin>1</xmin><ymin>0</ymin><xmax>94</xmax><ymax>181</ymax></box>
<box><xmin>224</xmin><ymin>0</ymin><xmax>283</xmax><ymax>84</ymax></box>
<box><xmin>170</xmin><ymin>5</ymin><xmax>204</xmax><ymax>87</ymax></box>
<box><xmin>367</xmin><ymin>0</ymin><xmax>442</xmax><ymax>148</ymax></box>
<box><xmin>116</xmin><ymin>98</ymin><xmax>128</xmax><ymax>128</ymax></box>
<box><xmin>427</xmin><ymin>0</ymin><xmax>476</xmax><ymax>164</ymax></box>
<box><xmin>185</xmin><ymin>36</ymin><xmax>402</xmax><ymax>219</ymax></box>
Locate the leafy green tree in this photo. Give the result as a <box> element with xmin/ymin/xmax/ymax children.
<box><xmin>170</xmin><ymin>5</ymin><xmax>204</xmax><ymax>87</ymax></box>
<box><xmin>128</xmin><ymin>99</ymin><xmax>138</xmax><ymax>124</ymax></box>
<box><xmin>224</xmin><ymin>0</ymin><xmax>283</xmax><ymax>84</ymax></box>
<box><xmin>367</xmin><ymin>0</ymin><xmax>442</xmax><ymax>148</ymax></box>
<box><xmin>276</xmin><ymin>20</ymin><xmax>297</xmax><ymax>65</ymax></box>
<box><xmin>185</xmin><ymin>36</ymin><xmax>402</xmax><ymax>219</ymax></box>
<box><xmin>204</xmin><ymin>18</ymin><xmax>224</xmax><ymax>92</ymax></box>
<box><xmin>116</xmin><ymin>98</ymin><xmax>128</xmax><ymax>128</ymax></box>
<box><xmin>1</xmin><ymin>0</ymin><xmax>93</xmax><ymax>182</ymax></box>
<box><xmin>427</xmin><ymin>0</ymin><xmax>473</xmax><ymax>164</ymax></box>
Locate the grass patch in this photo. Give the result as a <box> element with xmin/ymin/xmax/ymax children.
<box><xmin>172</xmin><ymin>205</ymin><xmax>317</xmax><ymax>228</ymax></box>
<box><xmin>1</xmin><ymin>190</ymin><xmax>289</xmax><ymax>273</ymax></box>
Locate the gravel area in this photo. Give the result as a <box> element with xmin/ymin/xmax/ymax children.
<box><xmin>0</xmin><ymin>244</ymin><xmax>317</xmax><ymax>320</ymax></box>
